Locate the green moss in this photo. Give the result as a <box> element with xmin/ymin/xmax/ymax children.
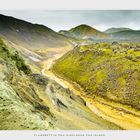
<box><xmin>53</xmin><ymin>42</ymin><xmax>140</xmax><ymax>109</ymax></box>
<box><xmin>127</xmin><ymin>49</ymin><xmax>134</xmax><ymax>55</ymax></box>
<box><xmin>11</xmin><ymin>52</ymin><xmax>31</xmax><ymax>74</ymax></box>
<box><xmin>0</xmin><ymin>39</ymin><xmax>31</xmax><ymax>74</ymax></box>
<box><xmin>96</xmin><ymin>71</ymin><xmax>104</xmax><ymax>84</ymax></box>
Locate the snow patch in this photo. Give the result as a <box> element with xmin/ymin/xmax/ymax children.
<box><xmin>29</xmin><ymin>56</ymin><xmax>41</xmax><ymax>62</ymax></box>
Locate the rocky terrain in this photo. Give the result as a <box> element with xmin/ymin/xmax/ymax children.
<box><xmin>0</xmin><ymin>38</ymin><xmax>121</xmax><ymax>130</ymax></box>
<box><xmin>0</xmin><ymin>39</ymin><xmax>55</xmax><ymax>129</ymax></box>
<box><xmin>1</xmin><ymin>13</ymin><xmax>140</xmax><ymax>130</ymax></box>
<box><xmin>52</xmin><ymin>42</ymin><xmax>140</xmax><ymax>129</ymax></box>
<box><xmin>53</xmin><ymin>42</ymin><xmax>140</xmax><ymax>109</ymax></box>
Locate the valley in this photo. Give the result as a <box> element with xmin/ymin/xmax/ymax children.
<box><xmin>41</xmin><ymin>46</ymin><xmax>140</xmax><ymax>130</ymax></box>
<box><xmin>0</xmin><ymin>13</ymin><xmax>140</xmax><ymax>130</ymax></box>
<box><xmin>37</xmin><ymin>47</ymin><xmax>121</xmax><ymax>130</ymax></box>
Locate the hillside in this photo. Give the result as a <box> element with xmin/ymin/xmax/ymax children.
<box><xmin>104</xmin><ymin>27</ymin><xmax>131</xmax><ymax>33</ymax></box>
<box><xmin>104</xmin><ymin>27</ymin><xmax>140</xmax><ymax>41</ymax></box>
<box><xmin>59</xmin><ymin>25</ymin><xmax>140</xmax><ymax>42</ymax></box>
<box><xmin>59</xmin><ymin>24</ymin><xmax>110</xmax><ymax>40</ymax></box>
<box><xmin>53</xmin><ymin>42</ymin><xmax>140</xmax><ymax>110</ymax></box>
<box><xmin>0</xmin><ymin>38</ymin><xmax>57</xmax><ymax>129</ymax></box>
<box><xmin>0</xmin><ymin>38</ymin><xmax>121</xmax><ymax>130</ymax></box>
<box><xmin>0</xmin><ymin>14</ymin><xmax>74</xmax><ymax>49</ymax></box>
<box><xmin>111</xmin><ymin>30</ymin><xmax>140</xmax><ymax>40</ymax></box>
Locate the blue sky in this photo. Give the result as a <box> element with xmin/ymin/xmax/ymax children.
<box><xmin>0</xmin><ymin>10</ymin><xmax>140</xmax><ymax>31</ymax></box>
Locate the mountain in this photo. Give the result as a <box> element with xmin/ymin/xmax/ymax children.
<box><xmin>104</xmin><ymin>27</ymin><xmax>140</xmax><ymax>41</ymax></box>
<box><xmin>104</xmin><ymin>27</ymin><xmax>132</xmax><ymax>33</ymax></box>
<box><xmin>59</xmin><ymin>24</ymin><xmax>110</xmax><ymax>40</ymax></box>
<box><xmin>53</xmin><ymin>42</ymin><xmax>140</xmax><ymax>110</ymax></box>
<box><xmin>0</xmin><ymin>14</ymin><xmax>74</xmax><ymax>49</ymax></box>
<box><xmin>111</xmin><ymin>30</ymin><xmax>140</xmax><ymax>40</ymax></box>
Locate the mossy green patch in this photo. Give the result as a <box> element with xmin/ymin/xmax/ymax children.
<box><xmin>0</xmin><ymin>39</ymin><xmax>31</xmax><ymax>74</ymax></box>
<box><xmin>53</xmin><ymin>42</ymin><xmax>140</xmax><ymax>109</ymax></box>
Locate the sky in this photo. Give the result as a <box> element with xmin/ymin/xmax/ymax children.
<box><xmin>0</xmin><ymin>10</ymin><xmax>140</xmax><ymax>31</ymax></box>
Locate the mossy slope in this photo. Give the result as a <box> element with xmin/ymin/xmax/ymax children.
<box><xmin>53</xmin><ymin>42</ymin><xmax>140</xmax><ymax>109</ymax></box>
<box><xmin>59</xmin><ymin>24</ymin><xmax>110</xmax><ymax>40</ymax></box>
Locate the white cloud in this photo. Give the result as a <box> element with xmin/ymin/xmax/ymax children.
<box><xmin>0</xmin><ymin>10</ymin><xmax>140</xmax><ymax>31</ymax></box>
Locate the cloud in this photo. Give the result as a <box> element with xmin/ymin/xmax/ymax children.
<box><xmin>0</xmin><ymin>10</ymin><xmax>140</xmax><ymax>31</ymax></box>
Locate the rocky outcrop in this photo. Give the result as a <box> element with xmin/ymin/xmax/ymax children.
<box><xmin>0</xmin><ymin>39</ymin><xmax>54</xmax><ymax>130</ymax></box>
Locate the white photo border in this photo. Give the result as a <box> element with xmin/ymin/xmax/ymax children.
<box><xmin>0</xmin><ymin>0</ymin><xmax>140</xmax><ymax>140</ymax></box>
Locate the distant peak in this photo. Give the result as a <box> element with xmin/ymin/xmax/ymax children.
<box><xmin>70</xmin><ymin>24</ymin><xmax>95</xmax><ymax>30</ymax></box>
<box><xmin>76</xmin><ymin>24</ymin><xmax>93</xmax><ymax>28</ymax></box>
<box><xmin>104</xmin><ymin>27</ymin><xmax>132</xmax><ymax>33</ymax></box>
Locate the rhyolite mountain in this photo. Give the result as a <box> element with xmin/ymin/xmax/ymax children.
<box><xmin>111</xmin><ymin>30</ymin><xmax>140</xmax><ymax>40</ymax></box>
<box><xmin>53</xmin><ymin>42</ymin><xmax>140</xmax><ymax>110</ymax></box>
<box><xmin>0</xmin><ymin>14</ymin><xmax>74</xmax><ymax>49</ymax></box>
<box><xmin>104</xmin><ymin>27</ymin><xmax>132</xmax><ymax>34</ymax></box>
<box><xmin>59</xmin><ymin>24</ymin><xmax>110</xmax><ymax>40</ymax></box>
<box><xmin>59</xmin><ymin>25</ymin><xmax>140</xmax><ymax>41</ymax></box>
<box><xmin>104</xmin><ymin>27</ymin><xmax>140</xmax><ymax>41</ymax></box>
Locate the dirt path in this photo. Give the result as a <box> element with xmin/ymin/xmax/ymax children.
<box><xmin>40</xmin><ymin>49</ymin><xmax>140</xmax><ymax>130</ymax></box>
